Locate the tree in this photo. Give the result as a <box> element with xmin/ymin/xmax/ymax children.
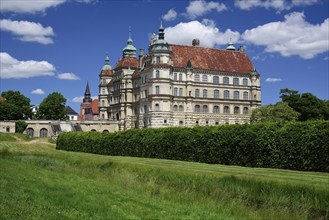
<box><xmin>37</xmin><ymin>92</ymin><xmax>67</xmax><ymax>120</ymax></box>
<box><xmin>280</xmin><ymin>88</ymin><xmax>329</xmax><ymax>121</ymax></box>
<box><xmin>15</xmin><ymin>120</ymin><xmax>28</xmax><ymax>133</ymax></box>
<box><xmin>251</xmin><ymin>102</ymin><xmax>300</xmax><ymax>123</ymax></box>
<box><xmin>0</xmin><ymin>90</ymin><xmax>32</xmax><ymax>120</ymax></box>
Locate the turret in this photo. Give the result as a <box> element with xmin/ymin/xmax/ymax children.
<box><xmin>122</xmin><ymin>26</ymin><xmax>137</xmax><ymax>58</ymax></box>
<box><xmin>83</xmin><ymin>81</ymin><xmax>92</xmax><ymax>103</ymax></box>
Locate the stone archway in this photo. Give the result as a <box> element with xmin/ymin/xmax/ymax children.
<box><xmin>27</xmin><ymin>128</ymin><xmax>34</xmax><ymax>138</ymax></box>
<box><xmin>40</xmin><ymin>128</ymin><xmax>48</xmax><ymax>137</ymax></box>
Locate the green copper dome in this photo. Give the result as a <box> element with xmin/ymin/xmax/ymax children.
<box><xmin>226</xmin><ymin>41</ymin><xmax>236</xmax><ymax>51</ymax></box>
<box><xmin>123</xmin><ymin>33</ymin><xmax>137</xmax><ymax>57</ymax></box>
<box><xmin>102</xmin><ymin>55</ymin><xmax>112</xmax><ymax>70</ymax></box>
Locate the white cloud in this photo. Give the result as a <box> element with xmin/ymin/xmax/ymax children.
<box><xmin>324</xmin><ymin>56</ymin><xmax>329</xmax><ymax>61</ymax></box>
<box><xmin>32</xmin><ymin>89</ymin><xmax>45</xmax><ymax>95</ymax></box>
<box><xmin>242</xmin><ymin>12</ymin><xmax>329</xmax><ymax>59</ymax></box>
<box><xmin>71</xmin><ymin>96</ymin><xmax>98</xmax><ymax>103</ymax></box>
<box><xmin>0</xmin><ymin>0</ymin><xmax>95</xmax><ymax>14</ymax></box>
<box><xmin>162</xmin><ymin>8</ymin><xmax>177</xmax><ymax>21</ymax></box>
<box><xmin>57</xmin><ymin>73</ymin><xmax>80</xmax><ymax>80</ymax></box>
<box><xmin>186</xmin><ymin>0</ymin><xmax>227</xmax><ymax>19</ymax></box>
<box><xmin>0</xmin><ymin>52</ymin><xmax>56</xmax><ymax>79</ymax></box>
<box><xmin>165</xmin><ymin>20</ymin><xmax>240</xmax><ymax>48</ymax></box>
<box><xmin>234</xmin><ymin>0</ymin><xmax>318</xmax><ymax>11</ymax></box>
<box><xmin>0</xmin><ymin>19</ymin><xmax>55</xmax><ymax>44</ymax></box>
<box><xmin>266</xmin><ymin>77</ymin><xmax>283</xmax><ymax>82</ymax></box>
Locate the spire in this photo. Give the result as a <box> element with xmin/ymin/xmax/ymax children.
<box><xmin>158</xmin><ymin>20</ymin><xmax>165</xmax><ymax>40</ymax></box>
<box><xmin>83</xmin><ymin>81</ymin><xmax>92</xmax><ymax>103</ymax></box>
<box><xmin>123</xmin><ymin>26</ymin><xmax>137</xmax><ymax>57</ymax></box>
<box><xmin>102</xmin><ymin>54</ymin><xmax>111</xmax><ymax>70</ymax></box>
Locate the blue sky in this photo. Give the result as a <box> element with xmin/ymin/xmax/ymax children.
<box><xmin>1</xmin><ymin>0</ymin><xmax>328</xmax><ymax>113</ymax></box>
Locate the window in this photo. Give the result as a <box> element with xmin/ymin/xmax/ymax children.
<box><xmin>156</xmin><ymin>70</ymin><xmax>160</xmax><ymax>78</ymax></box>
<box><xmin>194</xmin><ymin>105</ymin><xmax>200</xmax><ymax>112</ymax></box>
<box><xmin>223</xmin><ymin>77</ymin><xmax>229</xmax><ymax>84</ymax></box>
<box><xmin>174</xmin><ymin>73</ymin><xmax>177</xmax><ymax>80</ymax></box>
<box><xmin>179</xmin><ymin>121</ymin><xmax>184</xmax><ymax>126</ymax></box>
<box><xmin>101</xmin><ymin>114</ymin><xmax>104</xmax><ymax>120</ymax></box>
<box><xmin>202</xmin><ymin>105</ymin><xmax>208</xmax><ymax>113</ymax></box>
<box><xmin>234</xmin><ymin>106</ymin><xmax>240</xmax><ymax>114</ymax></box>
<box><xmin>243</xmin><ymin>92</ymin><xmax>249</xmax><ymax>100</ymax></box>
<box><xmin>233</xmin><ymin>78</ymin><xmax>239</xmax><ymax>85</ymax></box>
<box><xmin>144</xmin><ymin>90</ymin><xmax>148</xmax><ymax>98</ymax></box>
<box><xmin>234</xmin><ymin>91</ymin><xmax>240</xmax><ymax>99</ymax></box>
<box><xmin>40</xmin><ymin>128</ymin><xmax>48</xmax><ymax>137</ymax></box>
<box><xmin>213</xmin><ymin>105</ymin><xmax>219</xmax><ymax>113</ymax></box>
<box><xmin>179</xmin><ymin>73</ymin><xmax>183</xmax><ymax>81</ymax></box>
<box><xmin>243</xmin><ymin>78</ymin><xmax>248</xmax><ymax>86</ymax></box>
<box><xmin>214</xmin><ymin>90</ymin><xmax>219</xmax><ymax>99</ymax></box>
<box><xmin>224</xmin><ymin>106</ymin><xmax>230</xmax><ymax>113</ymax></box>
<box><xmin>101</xmin><ymin>100</ymin><xmax>105</xmax><ymax>107</ymax></box>
<box><xmin>243</xmin><ymin>107</ymin><xmax>249</xmax><ymax>114</ymax></box>
<box><xmin>179</xmin><ymin>105</ymin><xmax>184</xmax><ymax>112</ymax></box>
<box><xmin>155</xmin><ymin>104</ymin><xmax>160</xmax><ymax>111</ymax></box>
<box><xmin>156</xmin><ymin>56</ymin><xmax>160</xmax><ymax>63</ymax></box>
<box><xmin>144</xmin><ymin>105</ymin><xmax>148</xmax><ymax>113</ymax></box>
<box><xmin>155</xmin><ymin>86</ymin><xmax>160</xmax><ymax>94</ymax></box>
<box><xmin>213</xmin><ymin>76</ymin><xmax>219</xmax><ymax>84</ymax></box>
<box><xmin>179</xmin><ymin>88</ymin><xmax>183</xmax><ymax>96</ymax></box>
<box><xmin>102</xmin><ymin>88</ymin><xmax>105</xmax><ymax>94</ymax></box>
<box><xmin>203</xmin><ymin>89</ymin><xmax>207</xmax><ymax>98</ymax></box>
<box><xmin>224</xmin><ymin>90</ymin><xmax>230</xmax><ymax>99</ymax></box>
<box><xmin>202</xmin><ymin>75</ymin><xmax>208</xmax><ymax>82</ymax></box>
<box><xmin>173</xmin><ymin>105</ymin><xmax>178</xmax><ymax>111</ymax></box>
<box><xmin>195</xmin><ymin>89</ymin><xmax>200</xmax><ymax>97</ymax></box>
<box><xmin>174</xmin><ymin>87</ymin><xmax>178</xmax><ymax>96</ymax></box>
<box><xmin>194</xmin><ymin>74</ymin><xmax>200</xmax><ymax>82</ymax></box>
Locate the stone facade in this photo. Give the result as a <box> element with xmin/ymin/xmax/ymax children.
<box><xmin>99</xmin><ymin>24</ymin><xmax>261</xmax><ymax>130</ymax></box>
<box><xmin>0</xmin><ymin>121</ymin><xmax>16</xmax><ymax>133</ymax></box>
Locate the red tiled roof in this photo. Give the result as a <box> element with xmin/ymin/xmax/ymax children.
<box><xmin>170</xmin><ymin>44</ymin><xmax>253</xmax><ymax>74</ymax></box>
<box><xmin>100</xmin><ymin>69</ymin><xmax>113</xmax><ymax>76</ymax></box>
<box><xmin>91</xmin><ymin>99</ymin><xmax>99</xmax><ymax>115</ymax></box>
<box><xmin>115</xmin><ymin>57</ymin><xmax>139</xmax><ymax>69</ymax></box>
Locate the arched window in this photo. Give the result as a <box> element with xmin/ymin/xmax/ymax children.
<box><xmin>243</xmin><ymin>107</ymin><xmax>249</xmax><ymax>114</ymax></box>
<box><xmin>155</xmin><ymin>86</ymin><xmax>160</xmax><ymax>94</ymax></box>
<box><xmin>233</xmin><ymin>78</ymin><xmax>239</xmax><ymax>85</ymax></box>
<box><xmin>202</xmin><ymin>105</ymin><xmax>208</xmax><ymax>113</ymax></box>
<box><xmin>155</xmin><ymin>103</ymin><xmax>160</xmax><ymax>111</ymax></box>
<box><xmin>243</xmin><ymin>78</ymin><xmax>248</xmax><ymax>86</ymax></box>
<box><xmin>214</xmin><ymin>90</ymin><xmax>219</xmax><ymax>99</ymax></box>
<box><xmin>224</xmin><ymin>90</ymin><xmax>230</xmax><ymax>99</ymax></box>
<box><xmin>202</xmin><ymin>75</ymin><xmax>208</xmax><ymax>82</ymax></box>
<box><xmin>195</xmin><ymin>89</ymin><xmax>200</xmax><ymax>97</ymax></box>
<box><xmin>223</xmin><ymin>77</ymin><xmax>229</xmax><ymax>84</ymax></box>
<box><xmin>173</xmin><ymin>105</ymin><xmax>178</xmax><ymax>111</ymax></box>
<box><xmin>213</xmin><ymin>105</ymin><xmax>219</xmax><ymax>113</ymax></box>
<box><xmin>234</xmin><ymin>91</ymin><xmax>240</xmax><ymax>99</ymax></box>
<box><xmin>156</xmin><ymin>56</ymin><xmax>160</xmax><ymax>63</ymax></box>
<box><xmin>203</xmin><ymin>89</ymin><xmax>207</xmax><ymax>98</ymax></box>
<box><xmin>224</xmin><ymin>106</ymin><xmax>230</xmax><ymax>114</ymax></box>
<box><xmin>234</xmin><ymin>106</ymin><xmax>240</xmax><ymax>114</ymax></box>
<box><xmin>194</xmin><ymin>105</ymin><xmax>200</xmax><ymax>112</ymax></box>
<box><xmin>91</xmin><ymin>129</ymin><xmax>96</xmax><ymax>132</ymax></box>
<box><xmin>243</xmin><ymin>92</ymin><xmax>249</xmax><ymax>100</ymax></box>
<box><xmin>103</xmin><ymin>130</ymin><xmax>109</xmax><ymax>133</ymax></box>
<box><xmin>179</xmin><ymin>105</ymin><xmax>184</xmax><ymax>112</ymax></box>
<box><xmin>6</xmin><ymin>127</ymin><xmax>10</xmax><ymax>133</ymax></box>
<box><xmin>156</xmin><ymin>70</ymin><xmax>160</xmax><ymax>78</ymax></box>
<box><xmin>27</xmin><ymin>128</ymin><xmax>34</xmax><ymax>138</ymax></box>
<box><xmin>194</xmin><ymin>74</ymin><xmax>200</xmax><ymax>82</ymax></box>
<box><xmin>213</xmin><ymin>76</ymin><xmax>219</xmax><ymax>84</ymax></box>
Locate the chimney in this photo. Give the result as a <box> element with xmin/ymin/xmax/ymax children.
<box><xmin>192</xmin><ymin>39</ymin><xmax>200</xmax><ymax>46</ymax></box>
<box><xmin>139</xmin><ymin>48</ymin><xmax>144</xmax><ymax>68</ymax></box>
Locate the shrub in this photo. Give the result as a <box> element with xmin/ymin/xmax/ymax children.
<box><xmin>56</xmin><ymin>121</ymin><xmax>329</xmax><ymax>172</ymax></box>
<box><xmin>15</xmin><ymin>120</ymin><xmax>27</xmax><ymax>133</ymax></box>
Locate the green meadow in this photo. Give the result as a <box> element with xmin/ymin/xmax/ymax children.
<box><xmin>0</xmin><ymin>133</ymin><xmax>328</xmax><ymax>219</ymax></box>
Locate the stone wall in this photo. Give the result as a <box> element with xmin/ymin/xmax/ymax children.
<box><xmin>0</xmin><ymin>121</ymin><xmax>16</xmax><ymax>133</ymax></box>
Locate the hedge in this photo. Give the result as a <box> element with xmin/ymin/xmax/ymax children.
<box><xmin>56</xmin><ymin>121</ymin><xmax>329</xmax><ymax>172</ymax></box>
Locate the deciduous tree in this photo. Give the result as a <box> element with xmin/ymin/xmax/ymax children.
<box><xmin>0</xmin><ymin>90</ymin><xmax>31</xmax><ymax>120</ymax></box>
<box><xmin>37</xmin><ymin>92</ymin><xmax>67</xmax><ymax>120</ymax></box>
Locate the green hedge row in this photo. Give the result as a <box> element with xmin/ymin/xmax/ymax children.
<box><xmin>56</xmin><ymin>121</ymin><xmax>329</xmax><ymax>172</ymax></box>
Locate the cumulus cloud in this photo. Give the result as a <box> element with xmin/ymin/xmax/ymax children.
<box><xmin>57</xmin><ymin>73</ymin><xmax>80</xmax><ymax>80</ymax></box>
<box><xmin>234</xmin><ymin>0</ymin><xmax>318</xmax><ymax>11</ymax></box>
<box><xmin>265</xmin><ymin>78</ymin><xmax>283</xmax><ymax>83</ymax></box>
<box><xmin>0</xmin><ymin>0</ymin><xmax>95</xmax><ymax>14</ymax></box>
<box><xmin>0</xmin><ymin>19</ymin><xmax>55</xmax><ymax>44</ymax></box>
<box><xmin>0</xmin><ymin>52</ymin><xmax>56</xmax><ymax>79</ymax></box>
<box><xmin>162</xmin><ymin>8</ymin><xmax>177</xmax><ymax>21</ymax></box>
<box><xmin>32</xmin><ymin>89</ymin><xmax>45</xmax><ymax>95</ymax></box>
<box><xmin>165</xmin><ymin>20</ymin><xmax>240</xmax><ymax>48</ymax></box>
<box><xmin>71</xmin><ymin>96</ymin><xmax>98</xmax><ymax>103</ymax></box>
<box><xmin>242</xmin><ymin>12</ymin><xmax>329</xmax><ymax>59</ymax></box>
<box><xmin>186</xmin><ymin>0</ymin><xmax>227</xmax><ymax>19</ymax></box>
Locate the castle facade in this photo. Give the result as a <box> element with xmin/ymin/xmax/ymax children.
<box><xmin>99</xmin><ymin>24</ymin><xmax>261</xmax><ymax>130</ymax></box>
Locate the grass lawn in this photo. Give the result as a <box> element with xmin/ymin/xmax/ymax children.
<box><xmin>0</xmin><ymin>133</ymin><xmax>328</xmax><ymax>219</ymax></box>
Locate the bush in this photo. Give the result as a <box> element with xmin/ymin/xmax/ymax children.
<box><xmin>56</xmin><ymin>121</ymin><xmax>329</xmax><ymax>172</ymax></box>
<box><xmin>15</xmin><ymin>120</ymin><xmax>27</xmax><ymax>133</ymax></box>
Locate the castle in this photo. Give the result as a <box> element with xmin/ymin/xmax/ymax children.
<box><xmin>98</xmin><ymin>23</ymin><xmax>261</xmax><ymax>130</ymax></box>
